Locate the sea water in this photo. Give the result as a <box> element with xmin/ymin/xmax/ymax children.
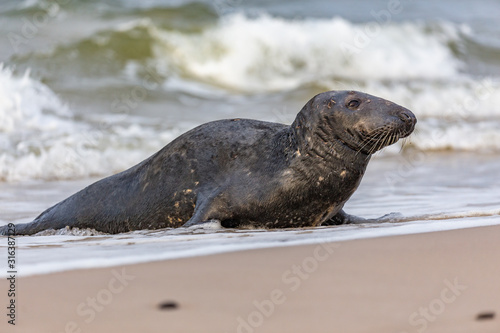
<box><xmin>0</xmin><ymin>0</ymin><xmax>499</xmax><ymax>276</ymax></box>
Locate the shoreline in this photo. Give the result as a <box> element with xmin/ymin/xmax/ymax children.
<box><xmin>4</xmin><ymin>212</ymin><xmax>500</xmax><ymax>278</ymax></box>
<box><xmin>2</xmin><ymin>224</ymin><xmax>499</xmax><ymax>332</ymax></box>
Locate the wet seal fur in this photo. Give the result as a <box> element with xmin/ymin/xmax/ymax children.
<box><xmin>2</xmin><ymin>90</ymin><xmax>416</xmax><ymax>235</ymax></box>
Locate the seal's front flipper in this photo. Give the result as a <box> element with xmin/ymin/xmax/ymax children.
<box><xmin>181</xmin><ymin>204</ymin><xmax>212</xmax><ymax>228</ymax></box>
<box><xmin>373</xmin><ymin>212</ymin><xmax>404</xmax><ymax>222</ymax></box>
<box><xmin>182</xmin><ymin>219</ymin><xmax>221</xmax><ymax>228</ymax></box>
<box><xmin>323</xmin><ymin>209</ymin><xmax>367</xmax><ymax>225</ymax></box>
<box><xmin>323</xmin><ymin>210</ymin><xmax>404</xmax><ymax>225</ymax></box>
<box><xmin>181</xmin><ymin>190</ymin><xmax>226</xmax><ymax>228</ymax></box>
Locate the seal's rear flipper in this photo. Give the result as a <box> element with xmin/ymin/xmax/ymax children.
<box><xmin>0</xmin><ymin>225</ymin><xmax>9</xmax><ymax>236</ymax></box>
<box><xmin>0</xmin><ymin>219</ymin><xmax>55</xmax><ymax>236</ymax></box>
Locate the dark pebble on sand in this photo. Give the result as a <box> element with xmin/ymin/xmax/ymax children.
<box><xmin>158</xmin><ymin>301</ymin><xmax>179</xmax><ymax>310</ymax></box>
<box><xmin>476</xmin><ymin>312</ymin><xmax>495</xmax><ymax>320</ymax></box>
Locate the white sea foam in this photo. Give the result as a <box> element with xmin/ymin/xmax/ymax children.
<box><xmin>152</xmin><ymin>14</ymin><xmax>462</xmax><ymax>92</ymax></box>
<box><xmin>0</xmin><ymin>65</ymin><xmax>182</xmax><ymax>182</ymax></box>
<box><xmin>0</xmin><ymin>65</ymin><xmax>70</xmax><ymax>133</ymax></box>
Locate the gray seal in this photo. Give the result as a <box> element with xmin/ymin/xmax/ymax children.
<box><xmin>1</xmin><ymin>90</ymin><xmax>416</xmax><ymax>235</ymax></box>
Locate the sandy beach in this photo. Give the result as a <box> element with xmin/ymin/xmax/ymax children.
<box><xmin>1</xmin><ymin>0</ymin><xmax>500</xmax><ymax>332</ymax></box>
<box><xmin>2</xmin><ymin>224</ymin><xmax>499</xmax><ymax>333</ymax></box>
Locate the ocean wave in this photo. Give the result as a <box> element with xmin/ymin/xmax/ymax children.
<box><xmin>13</xmin><ymin>14</ymin><xmax>468</xmax><ymax>91</ymax></box>
<box><xmin>411</xmin><ymin>120</ymin><xmax>500</xmax><ymax>152</ymax></box>
<box><xmin>12</xmin><ymin>12</ymin><xmax>500</xmax><ymax>97</ymax></box>
<box><xmin>0</xmin><ymin>64</ymin><xmax>70</xmax><ymax>133</ymax></box>
<box><xmin>152</xmin><ymin>13</ymin><xmax>464</xmax><ymax>92</ymax></box>
<box><xmin>1</xmin><ymin>62</ymin><xmax>500</xmax><ymax>183</ymax></box>
<box><xmin>0</xmin><ymin>65</ymin><xmax>182</xmax><ymax>182</ymax></box>
<box><xmin>3</xmin><ymin>12</ymin><xmax>500</xmax><ymax>182</ymax></box>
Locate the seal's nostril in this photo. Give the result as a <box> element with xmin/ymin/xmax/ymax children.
<box><xmin>398</xmin><ymin>111</ymin><xmax>413</xmax><ymax>124</ymax></box>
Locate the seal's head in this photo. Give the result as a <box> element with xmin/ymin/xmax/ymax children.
<box><xmin>293</xmin><ymin>90</ymin><xmax>416</xmax><ymax>155</ymax></box>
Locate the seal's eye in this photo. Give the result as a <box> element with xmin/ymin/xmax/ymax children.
<box><xmin>347</xmin><ymin>99</ymin><xmax>360</xmax><ymax>109</ymax></box>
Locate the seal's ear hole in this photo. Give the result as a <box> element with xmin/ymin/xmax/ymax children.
<box><xmin>346</xmin><ymin>99</ymin><xmax>360</xmax><ymax>109</ymax></box>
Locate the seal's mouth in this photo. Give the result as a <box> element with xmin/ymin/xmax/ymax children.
<box><xmin>347</xmin><ymin>122</ymin><xmax>415</xmax><ymax>155</ymax></box>
<box><xmin>345</xmin><ymin>109</ymin><xmax>417</xmax><ymax>155</ymax></box>
<box><xmin>361</xmin><ymin>126</ymin><xmax>406</xmax><ymax>153</ymax></box>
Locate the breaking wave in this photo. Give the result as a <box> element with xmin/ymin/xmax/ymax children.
<box><xmin>2</xmin><ymin>12</ymin><xmax>500</xmax><ymax>182</ymax></box>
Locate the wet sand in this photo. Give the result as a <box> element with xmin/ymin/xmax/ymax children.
<box><xmin>1</xmin><ymin>224</ymin><xmax>499</xmax><ymax>333</ymax></box>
